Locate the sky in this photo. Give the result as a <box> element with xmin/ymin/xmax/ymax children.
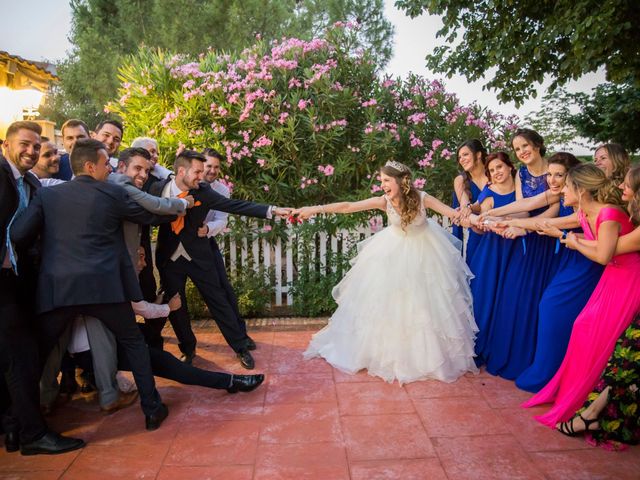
<box><xmin>3</xmin><ymin>0</ymin><xmax>605</xmax><ymax>123</ymax></box>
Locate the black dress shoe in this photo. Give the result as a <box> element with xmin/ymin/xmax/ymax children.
<box><xmin>20</xmin><ymin>431</ymin><xmax>85</xmax><ymax>456</ymax></box>
<box><xmin>226</xmin><ymin>374</ymin><xmax>265</xmax><ymax>394</ymax></box>
<box><xmin>180</xmin><ymin>351</ymin><xmax>195</xmax><ymax>365</ymax></box>
<box><xmin>145</xmin><ymin>403</ymin><xmax>169</xmax><ymax>431</ymax></box>
<box><xmin>245</xmin><ymin>336</ymin><xmax>257</xmax><ymax>351</ymax></box>
<box><xmin>237</xmin><ymin>349</ymin><xmax>255</xmax><ymax>370</ymax></box>
<box><xmin>4</xmin><ymin>431</ymin><xmax>19</xmax><ymax>453</ymax></box>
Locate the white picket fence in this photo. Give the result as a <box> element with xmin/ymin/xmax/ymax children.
<box><xmin>218</xmin><ymin>215</ymin><xmax>454</xmax><ymax>306</ymax></box>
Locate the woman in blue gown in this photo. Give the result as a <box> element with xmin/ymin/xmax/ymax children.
<box><xmin>467</xmin><ymin>152</ymin><xmax>517</xmax><ymax>367</ymax></box>
<box><xmin>494</xmin><ymin>153</ymin><xmax>605</xmax><ymax>391</ymax></box>
<box><xmin>451</xmin><ymin>139</ymin><xmax>489</xmax><ymax>264</ymax></box>
<box><xmin>482</xmin><ymin>129</ymin><xmax>560</xmax><ymax>380</ymax></box>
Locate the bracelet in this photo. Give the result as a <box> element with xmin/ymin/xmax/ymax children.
<box><xmin>561</xmin><ymin>230</ymin><xmax>568</xmax><ymax>240</ymax></box>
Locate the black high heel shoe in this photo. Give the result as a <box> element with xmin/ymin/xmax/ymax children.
<box><xmin>557</xmin><ymin>414</ymin><xmax>599</xmax><ymax>437</ymax></box>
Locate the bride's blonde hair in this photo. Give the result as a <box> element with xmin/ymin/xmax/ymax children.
<box><xmin>380</xmin><ymin>161</ymin><xmax>420</xmax><ymax>229</ymax></box>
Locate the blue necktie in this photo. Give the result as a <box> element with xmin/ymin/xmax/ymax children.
<box><xmin>6</xmin><ymin>176</ymin><xmax>28</xmax><ymax>273</ymax></box>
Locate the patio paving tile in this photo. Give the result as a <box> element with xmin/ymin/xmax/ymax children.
<box><xmin>341</xmin><ymin>413</ymin><xmax>436</xmax><ymax>461</ymax></box>
<box><xmin>1</xmin><ymin>327</ymin><xmax>638</xmax><ymax>479</ymax></box>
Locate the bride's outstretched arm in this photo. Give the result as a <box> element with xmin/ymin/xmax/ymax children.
<box><xmin>293</xmin><ymin>196</ymin><xmax>386</xmax><ymax>220</ymax></box>
<box><xmin>423</xmin><ymin>193</ymin><xmax>461</xmax><ymax>221</ymax></box>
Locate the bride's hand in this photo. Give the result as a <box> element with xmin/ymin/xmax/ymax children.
<box><xmin>292</xmin><ymin>206</ymin><xmax>318</xmax><ymax>220</ymax></box>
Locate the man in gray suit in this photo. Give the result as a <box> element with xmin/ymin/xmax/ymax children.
<box><xmin>11</xmin><ymin>139</ymin><xmax>174</xmax><ymax>432</ymax></box>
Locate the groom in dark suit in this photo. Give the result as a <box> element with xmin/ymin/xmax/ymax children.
<box><xmin>11</xmin><ymin>138</ymin><xmax>175</xmax><ymax>432</ymax></box>
<box><xmin>150</xmin><ymin>150</ymin><xmax>289</xmax><ymax>369</ymax></box>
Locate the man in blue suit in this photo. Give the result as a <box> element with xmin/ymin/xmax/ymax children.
<box><xmin>1</xmin><ymin>121</ymin><xmax>84</xmax><ymax>455</ymax></box>
<box><xmin>11</xmin><ymin>138</ymin><xmax>175</xmax><ymax>432</ymax></box>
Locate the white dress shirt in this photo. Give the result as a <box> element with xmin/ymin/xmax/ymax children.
<box><xmin>203</xmin><ymin>180</ymin><xmax>230</xmax><ymax>237</ymax></box>
<box><xmin>163</xmin><ymin>179</ymin><xmax>192</xmax><ymax>262</ymax></box>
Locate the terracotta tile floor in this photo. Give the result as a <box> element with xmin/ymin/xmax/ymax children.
<box><xmin>1</xmin><ymin>327</ymin><xmax>638</xmax><ymax>479</ymax></box>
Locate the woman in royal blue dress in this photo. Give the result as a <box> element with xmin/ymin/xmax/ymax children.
<box><xmin>466</xmin><ymin>152</ymin><xmax>517</xmax><ymax>367</ymax></box>
<box><xmin>451</xmin><ymin>139</ymin><xmax>489</xmax><ymax>264</ymax></box>
<box><xmin>481</xmin><ymin>129</ymin><xmax>559</xmax><ymax>380</ymax></box>
<box><xmin>492</xmin><ymin>153</ymin><xmax>605</xmax><ymax>391</ymax></box>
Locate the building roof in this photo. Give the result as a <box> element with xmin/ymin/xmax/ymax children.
<box><xmin>0</xmin><ymin>50</ymin><xmax>59</xmax><ymax>92</ymax></box>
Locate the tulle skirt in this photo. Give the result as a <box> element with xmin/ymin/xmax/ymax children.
<box><xmin>304</xmin><ymin>220</ymin><xmax>479</xmax><ymax>384</ymax></box>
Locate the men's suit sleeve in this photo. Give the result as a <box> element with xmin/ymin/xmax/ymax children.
<box><xmin>119</xmin><ymin>190</ymin><xmax>177</xmax><ymax>226</ymax></box>
<box><xmin>10</xmin><ymin>190</ymin><xmax>44</xmax><ymax>248</ymax></box>
<box><xmin>198</xmin><ymin>184</ymin><xmax>269</xmax><ymax>219</ymax></box>
<box><xmin>124</xmin><ymin>184</ymin><xmax>186</xmax><ymax>216</ymax></box>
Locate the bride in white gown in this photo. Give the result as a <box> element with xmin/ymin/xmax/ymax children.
<box><xmin>294</xmin><ymin>160</ymin><xmax>478</xmax><ymax>384</ymax></box>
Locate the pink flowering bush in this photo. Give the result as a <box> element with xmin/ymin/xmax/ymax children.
<box><xmin>111</xmin><ymin>25</ymin><xmax>518</xmax><ymax>232</ymax></box>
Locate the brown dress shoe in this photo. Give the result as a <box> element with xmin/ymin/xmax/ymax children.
<box><xmin>100</xmin><ymin>390</ymin><xmax>139</xmax><ymax>415</ymax></box>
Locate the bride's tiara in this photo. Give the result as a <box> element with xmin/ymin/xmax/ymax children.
<box><xmin>384</xmin><ymin>160</ymin><xmax>410</xmax><ymax>173</ymax></box>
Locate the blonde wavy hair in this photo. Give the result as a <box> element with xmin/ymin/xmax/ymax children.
<box><xmin>625</xmin><ymin>164</ymin><xmax>640</xmax><ymax>225</ymax></box>
<box><xmin>595</xmin><ymin>143</ymin><xmax>630</xmax><ymax>184</ymax></box>
<box><xmin>566</xmin><ymin>163</ymin><xmax>624</xmax><ymax>208</ymax></box>
<box><xmin>380</xmin><ymin>162</ymin><xmax>420</xmax><ymax>230</ymax></box>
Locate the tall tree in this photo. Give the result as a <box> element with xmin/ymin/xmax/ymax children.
<box><xmin>395</xmin><ymin>0</ymin><xmax>640</xmax><ymax>105</ymax></box>
<box><xmin>43</xmin><ymin>0</ymin><xmax>393</xmax><ymax>125</ymax></box>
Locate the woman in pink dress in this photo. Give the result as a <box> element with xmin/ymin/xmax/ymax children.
<box><xmin>522</xmin><ymin>163</ymin><xmax>640</xmax><ymax>428</ymax></box>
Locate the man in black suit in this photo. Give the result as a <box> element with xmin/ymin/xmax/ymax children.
<box><xmin>1</xmin><ymin>121</ymin><xmax>84</xmax><ymax>455</ymax></box>
<box><xmin>150</xmin><ymin>150</ymin><xmax>289</xmax><ymax>369</ymax></box>
<box><xmin>11</xmin><ymin>138</ymin><xmax>175</xmax><ymax>433</ymax></box>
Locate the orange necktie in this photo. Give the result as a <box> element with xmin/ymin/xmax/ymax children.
<box><xmin>171</xmin><ymin>191</ymin><xmax>189</xmax><ymax>235</ymax></box>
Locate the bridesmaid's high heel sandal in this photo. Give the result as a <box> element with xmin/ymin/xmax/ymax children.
<box><xmin>557</xmin><ymin>414</ymin><xmax>599</xmax><ymax>437</ymax></box>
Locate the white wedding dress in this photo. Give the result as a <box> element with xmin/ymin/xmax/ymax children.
<box><xmin>304</xmin><ymin>192</ymin><xmax>479</xmax><ymax>384</ymax></box>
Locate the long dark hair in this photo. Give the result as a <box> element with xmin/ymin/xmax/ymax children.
<box><xmin>511</xmin><ymin>128</ymin><xmax>546</xmax><ymax>157</ymax></box>
<box><xmin>456</xmin><ymin>139</ymin><xmax>487</xmax><ymax>199</ymax></box>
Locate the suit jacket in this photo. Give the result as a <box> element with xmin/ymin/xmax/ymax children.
<box><xmin>52</xmin><ymin>153</ymin><xmax>73</xmax><ymax>181</ymax></box>
<box><xmin>150</xmin><ymin>179</ymin><xmax>270</xmax><ymax>270</ymax></box>
<box><xmin>0</xmin><ymin>155</ymin><xmax>41</xmax><ymax>277</ymax></box>
<box><xmin>10</xmin><ymin>175</ymin><xmax>176</xmax><ymax>314</ymax></box>
<box><xmin>108</xmin><ymin>173</ymin><xmax>187</xmax><ymax>272</ymax></box>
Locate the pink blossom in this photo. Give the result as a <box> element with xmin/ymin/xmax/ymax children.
<box><xmin>441</xmin><ymin>149</ymin><xmax>453</xmax><ymax>160</ymax></box>
<box><xmin>263</xmin><ymin>185</ymin><xmax>269</xmax><ymax>192</ymax></box>
<box><xmin>409</xmin><ymin>132</ymin><xmax>424</xmax><ymax>148</ymax></box>
<box><xmin>317</xmin><ymin>164</ymin><xmax>335</xmax><ymax>176</ymax></box>
<box><xmin>413</xmin><ymin>178</ymin><xmax>426</xmax><ymax>189</ymax></box>
<box><xmin>252</xmin><ymin>135</ymin><xmax>272</xmax><ymax>149</ymax></box>
<box><xmin>407</xmin><ymin>112</ymin><xmax>427</xmax><ymax>124</ymax></box>
<box><xmin>370</xmin><ymin>184</ymin><xmax>382</xmax><ymax>193</ymax></box>
<box><xmin>369</xmin><ymin>216</ymin><xmax>383</xmax><ymax>233</ymax></box>
<box><xmin>256</xmin><ymin>158</ymin><xmax>266</xmax><ymax>167</ymax></box>
<box><xmin>432</xmin><ymin>139</ymin><xmax>444</xmax><ymax>150</ymax></box>
<box><xmin>361</xmin><ymin>98</ymin><xmax>377</xmax><ymax>108</ymax></box>
<box><xmin>278</xmin><ymin>112</ymin><xmax>289</xmax><ymax>124</ymax></box>
<box><xmin>297</xmin><ymin>99</ymin><xmax>308</xmax><ymax>110</ymax></box>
